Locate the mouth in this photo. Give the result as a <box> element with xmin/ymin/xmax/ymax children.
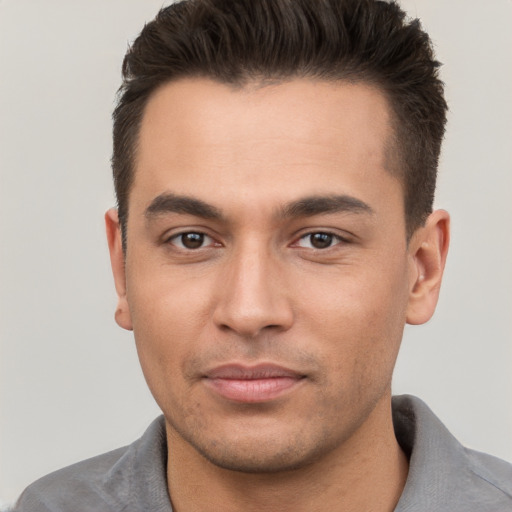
<box><xmin>202</xmin><ymin>363</ymin><xmax>306</xmax><ymax>403</ymax></box>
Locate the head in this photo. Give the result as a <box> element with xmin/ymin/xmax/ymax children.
<box><xmin>106</xmin><ymin>0</ymin><xmax>449</xmax><ymax>476</ymax></box>
<box><xmin>113</xmin><ymin>0</ymin><xmax>447</xmax><ymax>248</ymax></box>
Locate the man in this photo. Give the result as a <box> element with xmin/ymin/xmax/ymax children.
<box><xmin>13</xmin><ymin>0</ymin><xmax>512</xmax><ymax>510</ymax></box>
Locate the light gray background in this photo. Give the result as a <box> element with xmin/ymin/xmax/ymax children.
<box><xmin>1</xmin><ymin>0</ymin><xmax>511</xmax><ymax>506</ymax></box>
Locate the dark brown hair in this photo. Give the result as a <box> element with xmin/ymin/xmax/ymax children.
<box><xmin>113</xmin><ymin>0</ymin><xmax>447</xmax><ymax>245</ymax></box>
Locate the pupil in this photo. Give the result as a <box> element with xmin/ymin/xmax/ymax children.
<box><xmin>182</xmin><ymin>233</ymin><xmax>204</xmax><ymax>249</ymax></box>
<box><xmin>311</xmin><ymin>233</ymin><xmax>332</xmax><ymax>249</ymax></box>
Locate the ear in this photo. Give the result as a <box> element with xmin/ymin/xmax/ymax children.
<box><xmin>105</xmin><ymin>208</ymin><xmax>133</xmax><ymax>331</ymax></box>
<box><xmin>406</xmin><ymin>209</ymin><xmax>450</xmax><ymax>325</ymax></box>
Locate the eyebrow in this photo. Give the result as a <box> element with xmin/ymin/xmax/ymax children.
<box><xmin>280</xmin><ymin>195</ymin><xmax>374</xmax><ymax>218</ymax></box>
<box><xmin>144</xmin><ymin>192</ymin><xmax>373</xmax><ymax>222</ymax></box>
<box><xmin>145</xmin><ymin>193</ymin><xmax>224</xmax><ymax>221</ymax></box>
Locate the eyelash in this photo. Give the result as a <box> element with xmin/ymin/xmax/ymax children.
<box><xmin>293</xmin><ymin>231</ymin><xmax>348</xmax><ymax>250</ymax></box>
<box><xmin>167</xmin><ymin>231</ymin><xmax>219</xmax><ymax>250</ymax></box>
<box><xmin>166</xmin><ymin>230</ymin><xmax>349</xmax><ymax>251</ymax></box>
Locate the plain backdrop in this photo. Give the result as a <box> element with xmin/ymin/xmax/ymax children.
<box><xmin>1</xmin><ymin>0</ymin><xmax>511</xmax><ymax>506</ymax></box>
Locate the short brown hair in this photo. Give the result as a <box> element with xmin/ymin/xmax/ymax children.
<box><xmin>113</xmin><ymin>0</ymin><xmax>447</xmax><ymax>246</ymax></box>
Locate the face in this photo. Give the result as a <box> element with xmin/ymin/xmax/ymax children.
<box><xmin>107</xmin><ymin>78</ymin><xmax>447</xmax><ymax>473</ymax></box>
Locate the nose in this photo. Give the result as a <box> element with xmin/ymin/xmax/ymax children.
<box><xmin>212</xmin><ymin>243</ymin><xmax>294</xmax><ymax>338</ymax></box>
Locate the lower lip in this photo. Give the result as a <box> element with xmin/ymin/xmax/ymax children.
<box><xmin>204</xmin><ymin>377</ymin><xmax>302</xmax><ymax>403</ymax></box>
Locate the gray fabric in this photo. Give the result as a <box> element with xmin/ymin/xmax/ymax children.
<box><xmin>392</xmin><ymin>396</ymin><xmax>512</xmax><ymax>511</ymax></box>
<box><xmin>13</xmin><ymin>395</ymin><xmax>512</xmax><ymax>511</ymax></box>
<box><xmin>13</xmin><ymin>418</ymin><xmax>172</xmax><ymax>512</ymax></box>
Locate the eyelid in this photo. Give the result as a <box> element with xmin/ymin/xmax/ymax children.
<box><xmin>164</xmin><ymin>229</ymin><xmax>222</xmax><ymax>249</ymax></box>
<box><xmin>298</xmin><ymin>233</ymin><xmax>342</xmax><ymax>249</ymax></box>
<box><xmin>291</xmin><ymin>229</ymin><xmax>353</xmax><ymax>248</ymax></box>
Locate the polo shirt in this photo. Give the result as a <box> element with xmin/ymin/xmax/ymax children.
<box><xmin>13</xmin><ymin>395</ymin><xmax>512</xmax><ymax>511</ymax></box>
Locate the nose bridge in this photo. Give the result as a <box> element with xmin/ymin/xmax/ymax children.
<box><xmin>213</xmin><ymin>236</ymin><xmax>293</xmax><ymax>336</ymax></box>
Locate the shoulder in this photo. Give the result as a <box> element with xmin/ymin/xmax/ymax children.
<box><xmin>393</xmin><ymin>395</ymin><xmax>512</xmax><ymax>511</ymax></box>
<box><xmin>465</xmin><ymin>447</ymin><xmax>512</xmax><ymax>499</ymax></box>
<box><xmin>12</xmin><ymin>445</ymin><xmax>132</xmax><ymax>512</ymax></box>
<box><xmin>12</xmin><ymin>416</ymin><xmax>169</xmax><ymax>512</ymax></box>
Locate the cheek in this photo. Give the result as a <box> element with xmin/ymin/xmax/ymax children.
<box><xmin>126</xmin><ymin>272</ymin><xmax>212</xmax><ymax>397</ymax></box>
<box><xmin>127</xmin><ymin>263</ymin><xmax>214</xmax><ymax>339</ymax></box>
<box><xmin>298</xmin><ymin>258</ymin><xmax>409</xmax><ymax>381</ymax></box>
<box><xmin>300</xmin><ymin>261</ymin><xmax>408</xmax><ymax>334</ymax></box>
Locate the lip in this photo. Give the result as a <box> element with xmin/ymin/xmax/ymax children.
<box><xmin>202</xmin><ymin>363</ymin><xmax>306</xmax><ymax>403</ymax></box>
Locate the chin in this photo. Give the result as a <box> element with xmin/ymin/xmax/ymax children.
<box><xmin>169</xmin><ymin>416</ymin><xmax>342</xmax><ymax>474</ymax></box>
<box><xmin>194</xmin><ymin>439</ymin><xmax>323</xmax><ymax>474</ymax></box>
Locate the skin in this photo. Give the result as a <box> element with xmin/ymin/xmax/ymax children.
<box><xmin>106</xmin><ymin>78</ymin><xmax>449</xmax><ymax>512</ymax></box>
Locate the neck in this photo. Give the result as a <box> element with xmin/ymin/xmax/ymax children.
<box><xmin>166</xmin><ymin>395</ymin><xmax>408</xmax><ymax>512</ymax></box>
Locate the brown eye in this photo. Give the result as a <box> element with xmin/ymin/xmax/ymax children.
<box><xmin>171</xmin><ymin>232</ymin><xmax>211</xmax><ymax>249</ymax></box>
<box><xmin>297</xmin><ymin>232</ymin><xmax>342</xmax><ymax>249</ymax></box>
<box><xmin>310</xmin><ymin>233</ymin><xmax>333</xmax><ymax>249</ymax></box>
<box><xmin>182</xmin><ymin>233</ymin><xmax>204</xmax><ymax>249</ymax></box>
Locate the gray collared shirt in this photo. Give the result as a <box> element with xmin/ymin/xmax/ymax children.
<box><xmin>13</xmin><ymin>395</ymin><xmax>512</xmax><ymax>511</ymax></box>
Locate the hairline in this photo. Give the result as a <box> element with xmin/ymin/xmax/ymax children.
<box><xmin>119</xmin><ymin>74</ymin><xmax>414</xmax><ymax>251</ymax></box>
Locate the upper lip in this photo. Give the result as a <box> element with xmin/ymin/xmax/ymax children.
<box><xmin>204</xmin><ymin>363</ymin><xmax>304</xmax><ymax>380</ymax></box>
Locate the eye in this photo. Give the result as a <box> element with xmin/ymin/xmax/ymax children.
<box><xmin>169</xmin><ymin>232</ymin><xmax>215</xmax><ymax>250</ymax></box>
<box><xmin>296</xmin><ymin>232</ymin><xmax>344</xmax><ymax>249</ymax></box>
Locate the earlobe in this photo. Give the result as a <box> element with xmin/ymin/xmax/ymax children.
<box><xmin>406</xmin><ymin>209</ymin><xmax>450</xmax><ymax>325</ymax></box>
<box><xmin>105</xmin><ymin>208</ymin><xmax>133</xmax><ymax>331</ymax></box>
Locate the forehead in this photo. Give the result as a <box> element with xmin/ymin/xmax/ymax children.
<box><xmin>132</xmin><ymin>78</ymin><xmax>399</xmax><ymax>215</ymax></box>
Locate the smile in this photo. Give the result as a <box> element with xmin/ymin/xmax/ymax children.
<box><xmin>202</xmin><ymin>364</ymin><xmax>306</xmax><ymax>403</ymax></box>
